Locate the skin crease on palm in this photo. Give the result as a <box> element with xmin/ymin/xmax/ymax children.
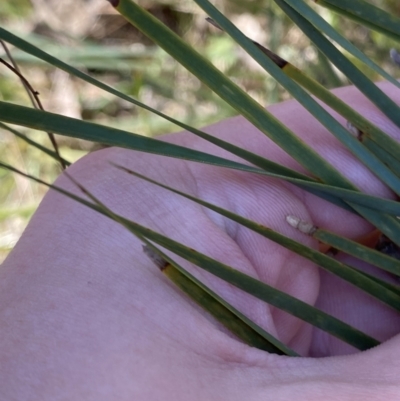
<box><xmin>1</xmin><ymin>82</ymin><xmax>400</xmax><ymax>400</ymax></box>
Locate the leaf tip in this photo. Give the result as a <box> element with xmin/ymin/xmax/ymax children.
<box><xmin>107</xmin><ymin>0</ymin><xmax>119</xmax><ymax>7</ymax></box>
<box><xmin>142</xmin><ymin>245</ymin><xmax>169</xmax><ymax>270</ymax></box>
<box><xmin>205</xmin><ymin>17</ymin><xmax>222</xmax><ymax>31</ymax></box>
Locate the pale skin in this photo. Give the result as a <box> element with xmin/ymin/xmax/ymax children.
<box><xmin>1</xmin><ymin>83</ymin><xmax>400</xmax><ymax>400</ymax></box>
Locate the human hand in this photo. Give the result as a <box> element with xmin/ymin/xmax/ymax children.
<box><xmin>1</xmin><ymin>82</ymin><xmax>400</xmax><ymax>400</ymax></box>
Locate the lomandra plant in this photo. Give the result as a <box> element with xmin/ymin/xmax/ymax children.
<box><xmin>1</xmin><ymin>0</ymin><xmax>400</xmax><ymax>360</ymax></box>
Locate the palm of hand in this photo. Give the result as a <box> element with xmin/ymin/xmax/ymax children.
<box><xmin>1</xmin><ymin>83</ymin><xmax>400</xmax><ymax>400</ymax></box>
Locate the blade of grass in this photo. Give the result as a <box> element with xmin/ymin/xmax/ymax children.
<box><xmin>0</xmin><ymin>103</ymin><xmax>358</xmax><ymax>216</ymax></box>
<box><xmin>314</xmin><ymin>0</ymin><xmax>400</xmax><ymax>42</ymax></box>
<box><xmin>0</xmin><ymin>101</ymin><xmax>348</xmax><ymax>215</ymax></box>
<box><xmin>270</xmin><ymin>5</ymin><xmax>400</xmax><ymax>200</ymax></box>
<box><xmin>112</xmin><ymin>163</ymin><xmax>400</xmax><ymax>312</ymax></box>
<box><xmin>158</xmin><ymin>244</ymin><xmax>379</xmax><ymax>351</ymax></box>
<box><xmin>60</xmin><ymin>170</ymin><xmax>297</xmax><ymax>356</ymax></box>
<box><xmin>0</xmin><ymin>23</ymin><xmax>390</xmax><ymax>219</ymax></box>
<box><xmin>0</xmin><ymin>161</ymin><xmax>380</xmax><ymax>351</ymax></box>
<box><xmin>206</xmin><ymin>17</ymin><xmax>400</xmax><ymax>195</ymax></box>
<box><xmin>0</xmin><ymin>122</ymin><xmax>71</xmax><ymax>166</ymax></box>
<box><xmin>0</xmin><ymin>101</ymin><xmax>279</xmax><ymax>176</ymax></box>
<box><xmin>5</xmin><ymin>101</ymin><xmax>400</xmax><ymax>221</ymax></box>
<box><xmin>288</xmin><ymin>216</ymin><xmax>400</xmax><ymax>294</ymax></box>
<box><xmin>314</xmin><ymin>228</ymin><xmax>400</xmax><ymax>277</ymax></box>
<box><xmin>282</xmin><ymin>0</ymin><xmax>400</xmax><ymax>88</ymax></box>
<box><xmin>0</xmin><ymin>25</ymin><xmax>340</xmax><ymax>189</ymax></box>
<box><xmin>172</xmin><ymin>0</ymin><xmax>400</xmax><ymax>247</ymax></box>
<box><xmin>276</xmin><ymin>0</ymin><xmax>400</xmax><ymax>130</ymax></box>
<box><xmin>0</xmin><ymin>40</ymin><xmax>65</xmax><ymax>169</ymax></box>
<box><xmin>258</xmin><ymin>51</ymin><xmax>400</xmax><ymax>175</ymax></box>
<box><xmin>118</xmin><ymin>162</ymin><xmax>400</xmax><ymax>216</ymax></box>
<box><xmin>5</xmin><ymin>101</ymin><xmax>400</xmax><ymax>218</ymax></box>
<box><xmin>273</xmin><ymin>1</ymin><xmax>400</xmax><ymax>190</ymax></box>
<box><xmin>360</xmin><ymin>135</ymin><xmax>400</xmax><ymax>178</ymax></box>
<box><xmin>110</xmin><ymin>0</ymin><xmax>357</xmax><ymax>189</ymax></box>
<box><xmin>286</xmin><ymin>215</ymin><xmax>400</xmax><ymax>278</ymax></box>
<box><xmin>141</xmin><ymin>241</ymin><xmax>298</xmax><ymax>355</ymax></box>
<box><xmin>286</xmin><ymin>70</ymin><xmax>400</xmax><ymax>163</ymax></box>
<box><xmin>343</xmin><ymin>267</ymin><xmax>400</xmax><ymax>296</ymax></box>
<box><xmin>193</xmin><ymin>0</ymin><xmax>400</xmax><ymax>193</ymax></box>
<box><xmin>280</xmin><ymin>181</ymin><xmax>400</xmax><ymax>217</ymax></box>
<box><xmin>57</xmin><ymin>170</ymin><xmax>297</xmax><ymax>355</ymax></box>
<box><xmin>0</xmin><ymin>25</ymin><xmax>349</xmax><ymax>208</ymax></box>
<box><xmin>5</xmin><ymin>7</ymin><xmax>400</xmax><ymax>245</ymax></box>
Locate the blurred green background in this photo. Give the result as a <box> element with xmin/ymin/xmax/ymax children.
<box><xmin>0</xmin><ymin>0</ymin><xmax>399</xmax><ymax>262</ymax></box>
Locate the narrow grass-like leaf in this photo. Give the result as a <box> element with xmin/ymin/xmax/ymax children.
<box><xmin>111</xmin><ymin>0</ymin><xmax>356</xmax><ymax>188</ymax></box>
<box><xmin>314</xmin><ymin>0</ymin><xmax>400</xmax><ymax>42</ymax></box>
<box><xmin>207</xmin><ymin>17</ymin><xmax>400</xmax><ymax>196</ymax></box>
<box><xmin>178</xmin><ymin>254</ymin><xmax>379</xmax><ymax>350</ymax></box>
<box><xmin>0</xmin><ymin>103</ymin><xmax>351</xmax><ymax>215</ymax></box>
<box><xmin>7</xmin><ymin>44</ymin><xmax>157</xmax><ymax>71</ymax></box>
<box><xmin>361</xmin><ymin>213</ymin><xmax>400</xmax><ymax>249</ymax></box>
<box><xmin>281</xmin><ymin>181</ymin><xmax>400</xmax><ymax>217</ymax></box>
<box><xmin>314</xmin><ymin>228</ymin><xmax>400</xmax><ymax>278</ymax></box>
<box><xmin>4</xmin><ymin>101</ymin><xmax>400</xmax><ymax>220</ymax></box>
<box><xmin>282</xmin><ymin>0</ymin><xmax>400</xmax><ymax>88</ymax></box>
<box><xmin>193</xmin><ymin>0</ymin><xmax>400</xmax><ymax>194</ymax></box>
<box><xmin>0</xmin><ymin>122</ymin><xmax>71</xmax><ymax>167</ymax></box>
<box><xmin>347</xmin><ymin>267</ymin><xmax>400</xmax><ymax>296</ymax></box>
<box><xmin>61</xmin><ymin>169</ymin><xmax>297</xmax><ymax>356</ymax></box>
<box><xmin>141</xmin><ymin>241</ymin><xmax>298</xmax><ymax>355</ymax></box>
<box><xmin>276</xmin><ymin>0</ymin><xmax>400</xmax><ymax>130</ymax></box>
<box><xmin>5</xmin><ymin>19</ymin><xmax>399</xmax><ymax>233</ymax></box>
<box><xmin>0</xmin><ymin>43</ymin><xmax>65</xmax><ymax>169</ymax></box>
<box><xmin>0</xmin><ymin>25</ymin><xmax>350</xmax><ymax>208</ymax></box>
<box><xmin>0</xmin><ymin>101</ymin><xmax>279</xmax><ymax>175</ymax></box>
<box><xmin>2</xmin><ymin>25</ymin><xmax>343</xmax><ymax>207</ymax></box>
<box><xmin>0</xmin><ymin>26</ymin><xmax>362</xmax><ymax>213</ymax></box>
<box><xmin>170</xmin><ymin>0</ymin><xmax>400</xmax><ymax>247</ymax></box>
<box><xmin>5</xmin><ymin>23</ymin><xmax>388</xmax><ymax>217</ymax></box>
<box><xmin>5</xmin><ymin>99</ymin><xmax>400</xmax><ymax>226</ymax></box>
<box><xmin>133</xmin><ymin>235</ymin><xmax>380</xmax><ymax>352</ymax></box>
<box><xmin>0</xmin><ymin>161</ymin><xmax>380</xmax><ymax>351</ymax></box>
<box><xmin>0</xmin><ymin>102</ymin><xmax>369</xmax><ymax>217</ymax></box>
<box><xmin>113</xmin><ymin>164</ymin><xmax>400</xmax><ymax>312</ymax></box>
<box><xmin>273</xmin><ymin>67</ymin><xmax>400</xmax><ymax>174</ymax></box>
<box><xmin>361</xmin><ymin>136</ymin><xmax>400</xmax><ymax>178</ymax></box>
<box><xmin>286</xmin><ymin>70</ymin><xmax>400</xmax><ymax>163</ymax></box>
<box><xmin>0</xmin><ymin>24</ymin><xmax>349</xmax><ymax>192</ymax></box>
<box><xmin>289</xmin><ymin>217</ymin><xmax>400</xmax><ymax>294</ymax></box>
<box><xmin>293</xmin><ymin>74</ymin><xmax>400</xmax><ymax>182</ymax></box>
